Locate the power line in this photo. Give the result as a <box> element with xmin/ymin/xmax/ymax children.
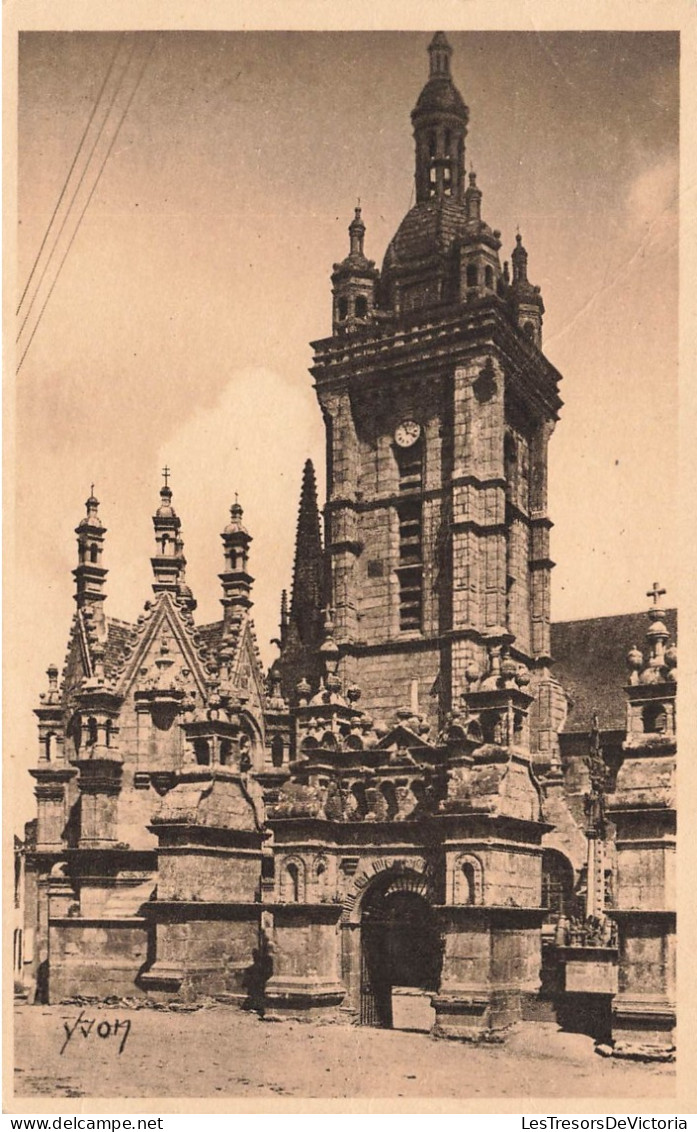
<box><xmin>17</xmin><ymin>35</ymin><xmax>159</xmax><ymax>375</ymax></box>
<box><xmin>17</xmin><ymin>34</ymin><xmax>126</xmax><ymax>317</ymax></box>
<box><xmin>17</xmin><ymin>36</ymin><xmax>139</xmax><ymax>344</ymax></box>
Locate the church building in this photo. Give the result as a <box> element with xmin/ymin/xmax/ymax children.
<box><xmin>20</xmin><ymin>34</ymin><xmax>676</xmax><ymax>1056</ymax></box>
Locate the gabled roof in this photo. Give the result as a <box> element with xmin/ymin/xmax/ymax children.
<box><xmin>376</xmin><ymin>723</ymin><xmax>436</xmax><ymax>753</ymax></box>
<box><xmin>114</xmin><ymin>592</ymin><xmax>215</xmax><ymax>701</ymax></box>
<box><xmin>551</xmin><ymin>609</ymin><xmax>678</xmax><ymax>732</ymax></box>
<box><xmin>104</xmin><ymin>618</ymin><xmax>137</xmax><ymax>678</ymax></box>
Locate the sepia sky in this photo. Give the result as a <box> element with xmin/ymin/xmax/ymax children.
<box><xmin>12</xmin><ymin>29</ymin><xmax>678</xmax><ymax>822</ymax></box>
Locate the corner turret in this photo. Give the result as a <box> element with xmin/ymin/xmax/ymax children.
<box><xmin>331</xmin><ymin>206</ymin><xmax>379</xmax><ymax>335</ymax></box>
<box><xmin>73</xmin><ymin>487</ymin><xmax>108</xmax><ymax>635</ymax></box>
<box><xmin>509</xmin><ymin>232</ymin><xmax>545</xmax><ymax>346</ymax></box>
<box><xmin>219</xmin><ymin>496</ymin><xmax>254</xmax><ymax>628</ymax></box>
<box><xmin>150</xmin><ymin>468</ymin><xmax>187</xmax><ymax>596</ymax></box>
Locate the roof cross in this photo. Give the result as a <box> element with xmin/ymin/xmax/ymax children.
<box><xmin>646</xmin><ymin>581</ymin><xmax>666</xmax><ymax>607</ymax></box>
<box><xmin>162</xmin><ymin>465</ymin><xmax>170</xmax><ymax>488</ymax></box>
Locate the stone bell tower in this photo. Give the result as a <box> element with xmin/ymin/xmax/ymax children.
<box><xmin>310</xmin><ymin>33</ymin><xmax>563</xmax><ymax>752</ymax></box>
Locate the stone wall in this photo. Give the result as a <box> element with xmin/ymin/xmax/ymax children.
<box><xmin>48</xmin><ymin>919</ymin><xmax>149</xmax><ymax>1002</ymax></box>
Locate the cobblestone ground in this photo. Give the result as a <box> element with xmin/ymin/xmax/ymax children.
<box><xmin>14</xmin><ymin>1004</ymin><xmax>675</xmax><ymax>1102</ymax></box>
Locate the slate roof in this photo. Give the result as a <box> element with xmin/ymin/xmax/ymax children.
<box><xmin>413</xmin><ymin>75</ymin><xmax>467</xmax><ymax>117</ymax></box>
<box><xmin>551</xmin><ymin>609</ymin><xmax>678</xmax><ymax>732</ymax></box>
<box><xmin>197</xmin><ymin>621</ymin><xmax>226</xmax><ymax>655</ymax></box>
<box><xmin>384</xmin><ymin>198</ymin><xmax>470</xmax><ymax>268</ymax></box>
<box><xmin>105</xmin><ymin>618</ymin><xmax>137</xmax><ymax>677</ymax></box>
<box><xmin>99</xmin><ymin>608</ymin><xmax>678</xmax><ymax>738</ymax></box>
<box><xmin>99</xmin><ymin>616</ymin><xmax>232</xmax><ymax>686</ymax></box>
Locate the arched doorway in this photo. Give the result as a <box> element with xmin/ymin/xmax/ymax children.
<box><xmin>359</xmin><ymin>875</ymin><xmax>441</xmax><ymax>1028</ymax></box>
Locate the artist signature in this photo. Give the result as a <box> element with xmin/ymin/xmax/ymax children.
<box><xmin>60</xmin><ymin>1009</ymin><xmax>132</xmax><ymax>1055</ymax></box>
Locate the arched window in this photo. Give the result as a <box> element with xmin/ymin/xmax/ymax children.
<box><xmin>485</xmin><ymin>265</ymin><xmax>494</xmax><ymax>289</ymax></box>
<box><xmin>541</xmin><ymin>849</ymin><xmax>576</xmax><ymax>922</ymax></box>
<box><xmin>462</xmin><ymin>862</ymin><xmax>477</xmax><ymax>905</ymax></box>
<box><xmin>219</xmin><ymin>738</ymin><xmax>232</xmax><ymax>766</ymax></box>
<box><xmin>104</xmin><ymin>721</ymin><xmax>112</xmax><ymax>749</ymax></box>
<box><xmin>355</xmin><ymin>295</ymin><xmax>368</xmax><ymax>318</ymax></box>
<box><xmin>522</xmin><ymin>321</ymin><xmax>535</xmax><ymax>341</ymax></box>
<box><xmin>643</xmin><ymin>703</ymin><xmax>667</xmax><ymax>734</ymax></box>
<box><xmin>481</xmin><ymin>710</ymin><xmax>503</xmax><ymax>744</ymax></box>
<box><xmin>466</xmin><ymin>262</ymin><xmax>478</xmax><ymax>289</ymax></box>
<box><xmin>337</xmin><ymin>296</ymin><xmax>348</xmax><ymax>321</ymax></box>
<box><xmin>282</xmin><ymin>858</ymin><xmax>305</xmax><ymax>903</ymax></box>
<box><xmin>287</xmin><ymin>863</ymin><xmax>300</xmax><ymax>902</ymax></box>
<box><xmin>271</xmin><ymin>735</ymin><xmax>284</xmax><ymax>768</ymax></box>
<box><xmin>87</xmin><ymin>717</ymin><xmax>98</xmax><ymax>746</ymax></box>
<box><xmin>89</xmin><ymin>544</ymin><xmax>99</xmax><ymax>563</ymax></box>
<box><xmin>314</xmin><ymin>857</ymin><xmax>327</xmax><ymax>899</ymax></box>
<box><xmin>239</xmin><ymin>734</ymin><xmax>252</xmax><ymax>772</ymax></box>
<box><xmin>194</xmin><ymin>738</ymin><xmax>210</xmax><ymax>766</ymax></box>
<box><xmin>44</xmin><ymin>732</ymin><xmax>56</xmax><ymax>761</ymax></box>
<box><xmin>453</xmin><ymin>854</ymin><xmax>483</xmax><ymax>905</ymax></box>
<box><xmin>513</xmin><ymin>712</ymin><xmax>525</xmax><ymax>744</ymax></box>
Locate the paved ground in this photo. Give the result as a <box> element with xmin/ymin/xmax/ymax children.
<box><xmin>14</xmin><ymin>1004</ymin><xmax>675</xmax><ymax>1101</ymax></box>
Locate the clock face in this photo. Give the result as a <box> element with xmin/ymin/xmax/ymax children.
<box><xmin>394</xmin><ymin>419</ymin><xmax>422</xmax><ymax>448</ymax></box>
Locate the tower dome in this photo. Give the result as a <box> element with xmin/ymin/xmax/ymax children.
<box><xmin>379</xmin><ymin>34</ymin><xmax>503</xmax><ymax>316</ymax></box>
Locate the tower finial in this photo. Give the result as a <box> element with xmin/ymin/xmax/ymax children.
<box><xmin>85</xmin><ymin>485</ymin><xmax>100</xmax><ymax>520</ymax></box>
<box><xmin>411</xmin><ymin>32</ymin><xmax>468</xmax><ymax>204</ymax></box>
<box><xmin>465</xmin><ymin>169</ymin><xmax>482</xmax><ymax>223</ymax></box>
<box><xmin>219</xmin><ymin>495</ymin><xmax>253</xmax><ymax>624</ymax></box>
<box><xmin>428</xmin><ymin>31</ymin><xmax>453</xmax><ymax>78</ymax></box>
<box><xmin>151</xmin><ymin>473</ymin><xmax>185</xmax><ymax>595</ymax></box>
<box><xmin>644</xmin><ymin>582</ymin><xmax>669</xmax><ymax>672</ymax></box>
<box><xmin>349</xmin><ymin>205</ymin><xmax>366</xmax><ymax>257</ymax></box>
<box><xmin>73</xmin><ymin>486</ymin><xmax>108</xmax><ymax>629</ymax></box>
<box><xmin>512</xmin><ymin>232</ymin><xmax>528</xmax><ymax>284</ymax></box>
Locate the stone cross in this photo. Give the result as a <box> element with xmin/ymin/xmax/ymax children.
<box><xmin>646</xmin><ymin>581</ymin><xmax>666</xmax><ymax>607</ymax></box>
